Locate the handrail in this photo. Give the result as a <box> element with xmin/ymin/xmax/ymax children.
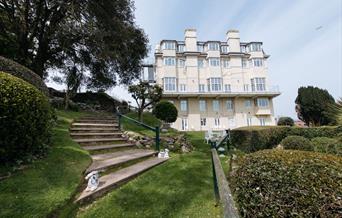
<box><xmin>116</xmin><ymin>113</ymin><xmax>160</xmax><ymax>151</ymax></box>
<box><xmin>210</xmin><ymin>129</ymin><xmax>240</xmax><ymax>218</ymax></box>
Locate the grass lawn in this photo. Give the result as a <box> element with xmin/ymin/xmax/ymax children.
<box><xmin>0</xmin><ymin>110</ymin><xmax>92</xmax><ymax>218</ymax></box>
<box><xmin>76</xmin><ymin>131</ymin><xmax>222</xmax><ymax>218</ymax></box>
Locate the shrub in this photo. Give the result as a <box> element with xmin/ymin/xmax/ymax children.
<box><xmin>281</xmin><ymin>135</ymin><xmax>313</xmax><ymax>151</ymax></box>
<box><xmin>231</xmin><ymin>126</ymin><xmax>341</xmax><ymax>153</ymax></box>
<box><xmin>277</xmin><ymin>117</ymin><xmax>294</xmax><ymax>126</ymax></box>
<box><xmin>0</xmin><ymin>56</ymin><xmax>49</xmax><ymax>95</ymax></box>
<box><xmin>311</xmin><ymin>137</ymin><xmax>342</xmax><ymax>156</ymax></box>
<box><xmin>153</xmin><ymin>101</ymin><xmax>178</xmax><ymax>123</ymax></box>
<box><xmin>0</xmin><ymin>72</ymin><xmax>53</xmax><ymax>163</ymax></box>
<box><xmin>231</xmin><ymin>150</ymin><xmax>342</xmax><ymax>217</ymax></box>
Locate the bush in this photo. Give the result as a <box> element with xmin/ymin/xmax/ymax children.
<box><xmin>277</xmin><ymin>117</ymin><xmax>294</xmax><ymax>126</ymax></box>
<box><xmin>311</xmin><ymin>137</ymin><xmax>342</xmax><ymax>156</ymax></box>
<box><xmin>281</xmin><ymin>135</ymin><xmax>313</xmax><ymax>151</ymax></box>
<box><xmin>231</xmin><ymin>150</ymin><xmax>342</xmax><ymax>217</ymax></box>
<box><xmin>0</xmin><ymin>56</ymin><xmax>49</xmax><ymax>95</ymax></box>
<box><xmin>0</xmin><ymin>72</ymin><xmax>53</xmax><ymax>163</ymax></box>
<box><xmin>153</xmin><ymin>101</ymin><xmax>178</xmax><ymax>123</ymax></box>
<box><xmin>231</xmin><ymin>126</ymin><xmax>341</xmax><ymax>153</ymax></box>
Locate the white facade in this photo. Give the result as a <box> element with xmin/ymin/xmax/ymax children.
<box><xmin>154</xmin><ymin>29</ymin><xmax>280</xmax><ymax>131</ymax></box>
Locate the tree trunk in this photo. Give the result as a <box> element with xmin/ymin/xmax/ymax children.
<box><xmin>64</xmin><ymin>90</ymin><xmax>70</xmax><ymax>110</ymax></box>
<box><xmin>138</xmin><ymin>108</ymin><xmax>143</xmax><ymax>122</ymax></box>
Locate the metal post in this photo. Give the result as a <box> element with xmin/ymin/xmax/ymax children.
<box><xmin>118</xmin><ymin>114</ymin><xmax>121</xmax><ymax>131</ymax></box>
<box><xmin>211</xmin><ymin>151</ymin><xmax>220</xmax><ymax>205</ymax></box>
<box><xmin>155</xmin><ymin>126</ymin><xmax>160</xmax><ymax>151</ymax></box>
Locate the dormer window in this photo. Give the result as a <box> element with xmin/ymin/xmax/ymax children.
<box><xmin>162</xmin><ymin>41</ymin><xmax>176</xmax><ymax>50</ymax></box>
<box><xmin>178</xmin><ymin>44</ymin><xmax>185</xmax><ymax>52</ymax></box>
<box><xmin>247</xmin><ymin>43</ymin><xmax>262</xmax><ymax>52</ymax></box>
<box><xmin>221</xmin><ymin>45</ymin><xmax>228</xmax><ymax>53</ymax></box>
<box><xmin>197</xmin><ymin>45</ymin><xmax>204</xmax><ymax>52</ymax></box>
<box><xmin>208</xmin><ymin>42</ymin><xmax>219</xmax><ymax>51</ymax></box>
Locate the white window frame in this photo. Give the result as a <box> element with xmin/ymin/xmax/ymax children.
<box><xmin>164</xmin><ymin>57</ymin><xmax>176</xmax><ymax>66</ymax></box>
<box><xmin>181</xmin><ymin>118</ymin><xmax>188</xmax><ymax>130</ymax></box>
<box><xmin>197</xmin><ymin>45</ymin><xmax>204</xmax><ymax>52</ymax></box>
<box><xmin>214</xmin><ymin>117</ymin><xmax>220</xmax><ymax>128</ymax></box>
<box><xmin>240</xmin><ymin>46</ymin><xmax>246</xmax><ymax>53</ymax></box>
<box><xmin>221</xmin><ymin>45</ymin><xmax>228</xmax><ymax>53</ymax></box>
<box><xmin>199</xmin><ymin>84</ymin><xmax>205</xmax><ymax>92</ymax></box>
<box><xmin>209</xmin><ymin>58</ymin><xmax>220</xmax><ymax>67</ymax></box>
<box><xmin>163</xmin><ymin>77</ymin><xmax>176</xmax><ymax>92</ymax></box>
<box><xmin>259</xmin><ymin>117</ymin><xmax>266</xmax><ymax>126</ymax></box>
<box><xmin>247</xmin><ymin>117</ymin><xmax>252</xmax><ymax>126</ymax></box>
<box><xmin>198</xmin><ymin>59</ymin><xmax>204</xmax><ymax>68</ymax></box>
<box><xmin>163</xmin><ymin>41</ymin><xmax>176</xmax><ymax>50</ymax></box>
<box><xmin>179</xmin><ymin>84</ymin><xmax>186</xmax><ymax>92</ymax></box>
<box><xmin>241</xmin><ymin>58</ymin><xmax>248</xmax><ymax>68</ymax></box>
<box><xmin>208</xmin><ymin>42</ymin><xmax>219</xmax><ymax>51</ymax></box>
<box><xmin>226</xmin><ymin>100</ymin><xmax>233</xmax><ymax>111</ymax></box>
<box><xmin>178</xmin><ymin>44</ymin><xmax>185</xmax><ymax>52</ymax></box>
<box><xmin>209</xmin><ymin>77</ymin><xmax>222</xmax><ymax>92</ymax></box>
<box><xmin>199</xmin><ymin>100</ymin><xmax>206</xmax><ymax>112</ymax></box>
<box><xmin>222</xmin><ymin>59</ymin><xmax>229</xmax><ymax>68</ymax></box>
<box><xmin>252</xmin><ymin>58</ymin><xmax>263</xmax><ymax>67</ymax></box>
<box><xmin>213</xmin><ymin>100</ymin><xmax>220</xmax><ymax>112</ymax></box>
<box><xmin>180</xmin><ymin>100</ymin><xmax>188</xmax><ymax>112</ymax></box>
<box><xmin>200</xmin><ymin>118</ymin><xmax>206</xmax><ymax>127</ymax></box>
<box><xmin>178</xmin><ymin>59</ymin><xmax>185</xmax><ymax>67</ymax></box>
<box><xmin>224</xmin><ymin>84</ymin><xmax>231</xmax><ymax>92</ymax></box>
<box><xmin>257</xmin><ymin>98</ymin><xmax>269</xmax><ymax>108</ymax></box>
<box><xmin>245</xmin><ymin>100</ymin><xmax>252</xmax><ymax>108</ymax></box>
<box><xmin>244</xmin><ymin>84</ymin><xmax>249</xmax><ymax>92</ymax></box>
<box><xmin>251</xmin><ymin>77</ymin><xmax>266</xmax><ymax>91</ymax></box>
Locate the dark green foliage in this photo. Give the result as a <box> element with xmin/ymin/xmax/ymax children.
<box><xmin>0</xmin><ymin>72</ymin><xmax>53</xmax><ymax>163</ymax></box>
<box><xmin>231</xmin><ymin>150</ymin><xmax>342</xmax><ymax>217</ymax></box>
<box><xmin>72</xmin><ymin>92</ymin><xmax>119</xmax><ymax>112</ymax></box>
<box><xmin>128</xmin><ymin>82</ymin><xmax>163</xmax><ymax>121</ymax></box>
<box><xmin>153</xmin><ymin>101</ymin><xmax>178</xmax><ymax>123</ymax></box>
<box><xmin>277</xmin><ymin>116</ymin><xmax>294</xmax><ymax>126</ymax></box>
<box><xmin>281</xmin><ymin>135</ymin><xmax>313</xmax><ymax>151</ymax></box>
<box><xmin>295</xmin><ymin>86</ymin><xmax>336</xmax><ymax>126</ymax></box>
<box><xmin>0</xmin><ymin>0</ymin><xmax>148</xmax><ymax>90</ymax></box>
<box><xmin>311</xmin><ymin>137</ymin><xmax>342</xmax><ymax>156</ymax></box>
<box><xmin>231</xmin><ymin>126</ymin><xmax>342</xmax><ymax>153</ymax></box>
<box><xmin>0</xmin><ymin>56</ymin><xmax>48</xmax><ymax>95</ymax></box>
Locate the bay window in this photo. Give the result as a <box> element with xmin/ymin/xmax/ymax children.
<box><xmin>163</xmin><ymin>77</ymin><xmax>176</xmax><ymax>91</ymax></box>
<box><xmin>251</xmin><ymin>77</ymin><xmax>266</xmax><ymax>91</ymax></box>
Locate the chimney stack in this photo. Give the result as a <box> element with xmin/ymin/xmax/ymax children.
<box><xmin>226</xmin><ymin>30</ymin><xmax>240</xmax><ymax>52</ymax></box>
<box><xmin>185</xmin><ymin>29</ymin><xmax>197</xmax><ymax>52</ymax></box>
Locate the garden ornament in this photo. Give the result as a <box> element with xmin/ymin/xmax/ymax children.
<box><xmin>85</xmin><ymin>171</ymin><xmax>99</xmax><ymax>192</ymax></box>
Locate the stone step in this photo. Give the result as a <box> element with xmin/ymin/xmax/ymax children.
<box><xmin>86</xmin><ymin>149</ymin><xmax>157</xmax><ymax>173</ymax></box>
<box><xmin>81</xmin><ymin>116</ymin><xmax>117</xmax><ymax>120</ymax></box>
<box><xmin>74</xmin><ymin>138</ymin><xmax>127</xmax><ymax>146</ymax></box>
<box><xmin>70</xmin><ymin>132</ymin><xmax>123</xmax><ymax>139</ymax></box>
<box><xmin>69</xmin><ymin>127</ymin><xmax>119</xmax><ymax>133</ymax></box>
<box><xmin>75</xmin><ymin>119</ymin><xmax>118</xmax><ymax>124</ymax></box>
<box><xmin>72</xmin><ymin>123</ymin><xmax>119</xmax><ymax>128</ymax></box>
<box><xmin>82</xmin><ymin>143</ymin><xmax>135</xmax><ymax>151</ymax></box>
<box><xmin>76</xmin><ymin>157</ymin><xmax>168</xmax><ymax>203</ymax></box>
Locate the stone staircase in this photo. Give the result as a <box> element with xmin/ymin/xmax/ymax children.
<box><xmin>70</xmin><ymin>115</ymin><xmax>168</xmax><ymax>203</ymax></box>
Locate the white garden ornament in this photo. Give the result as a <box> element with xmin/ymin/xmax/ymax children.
<box><xmin>158</xmin><ymin>149</ymin><xmax>169</xmax><ymax>159</ymax></box>
<box><xmin>85</xmin><ymin>171</ymin><xmax>99</xmax><ymax>192</ymax></box>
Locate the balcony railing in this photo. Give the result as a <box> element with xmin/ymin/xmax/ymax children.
<box><xmin>163</xmin><ymin>85</ymin><xmax>280</xmax><ymax>94</ymax></box>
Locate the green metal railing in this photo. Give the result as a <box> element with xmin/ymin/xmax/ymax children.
<box><xmin>210</xmin><ymin>129</ymin><xmax>240</xmax><ymax>218</ymax></box>
<box><xmin>117</xmin><ymin>113</ymin><xmax>160</xmax><ymax>151</ymax></box>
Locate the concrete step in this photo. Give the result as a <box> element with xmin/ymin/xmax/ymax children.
<box><xmin>70</xmin><ymin>132</ymin><xmax>123</xmax><ymax>139</ymax></box>
<box><xmin>75</xmin><ymin>119</ymin><xmax>118</xmax><ymax>124</ymax></box>
<box><xmin>86</xmin><ymin>149</ymin><xmax>157</xmax><ymax>172</ymax></box>
<box><xmin>81</xmin><ymin>116</ymin><xmax>117</xmax><ymax>120</ymax></box>
<box><xmin>82</xmin><ymin>143</ymin><xmax>135</xmax><ymax>151</ymax></box>
<box><xmin>72</xmin><ymin>123</ymin><xmax>119</xmax><ymax>128</ymax></box>
<box><xmin>74</xmin><ymin>138</ymin><xmax>127</xmax><ymax>146</ymax></box>
<box><xmin>69</xmin><ymin>127</ymin><xmax>119</xmax><ymax>133</ymax></box>
<box><xmin>76</xmin><ymin>157</ymin><xmax>168</xmax><ymax>203</ymax></box>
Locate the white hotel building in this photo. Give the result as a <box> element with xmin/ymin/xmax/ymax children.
<box><xmin>153</xmin><ymin>29</ymin><xmax>280</xmax><ymax>131</ymax></box>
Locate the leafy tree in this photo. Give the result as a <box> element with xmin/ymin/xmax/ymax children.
<box><xmin>153</xmin><ymin>101</ymin><xmax>178</xmax><ymax>123</ymax></box>
<box><xmin>277</xmin><ymin>117</ymin><xmax>294</xmax><ymax>126</ymax></box>
<box><xmin>295</xmin><ymin>86</ymin><xmax>336</xmax><ymax>126</ymax></box>
<box><xmin>0</xmin><ymin>0</ymin><xmax>148</xmax><ymax>90</ymax></box>
<box><xmin>128</xmin><ymin>82</ymin><xmax>163</xmax><ymax>122</ymax></box>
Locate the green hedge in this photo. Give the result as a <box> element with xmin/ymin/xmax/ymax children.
<box><xmin>311</xmin><ymin>137</ymin><xmax>342</xmax><ymax>156</ymax></box>
<box><xmin>231</xmin><ymin>150</ymin><xmax>342</xmax><ymax>217</ymax></box>
<box><xmin>0</xmin><ymin>56</ymin><xmax>49</xmax><ymax>95</ymax></box>
<box><xmin>281</xmin><ymin>135</ymin><xmax>313</xmax><ymax>151</ymax></box>
<box><xmin>0</xmin><ymin>72</ymin><xmax>53</xmax><ymax>163</ymax></box>
<box><xmin>231</xmin><ymin>126</ymin><xmax>342</xmax><ymax>153</ymax></box>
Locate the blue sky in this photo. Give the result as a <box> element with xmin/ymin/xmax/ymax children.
<box><xmin>49</xmin><ymin>0</ymin><xmax>342</xmax><ymax>119</ymax></box>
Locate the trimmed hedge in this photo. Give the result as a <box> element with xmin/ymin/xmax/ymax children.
<box><xmin>0</xmin><ymin>56</ymin><xmax>49</xmax><ymax>95</ymax></box>
<box><xmin>311</xmin><ymin>137</ymin><xmax>342</xmax><ymax>156</ymax></box>
<box><xmin>281</xmin><ymin>135</ymin><xmax>313</xmax><ymax>151</ymax></box>
<box><xmin>231</xmin><ymin>126</ymin><xmax>342</xmax><ymax>153</ymax></box>
<box><xmin>231</xmin><ymin>150</ymin><xmax>342</xmax><ymax>217</ymax></box>
<box><xmin>0</xmin><ymin>72</ymin><xmax>53</xmax><ymax>163</ymax></box>
<box><xmin>153</xmin><ymin>101</ymin><xmax>178</xmax><ymax>123</ymax></box>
